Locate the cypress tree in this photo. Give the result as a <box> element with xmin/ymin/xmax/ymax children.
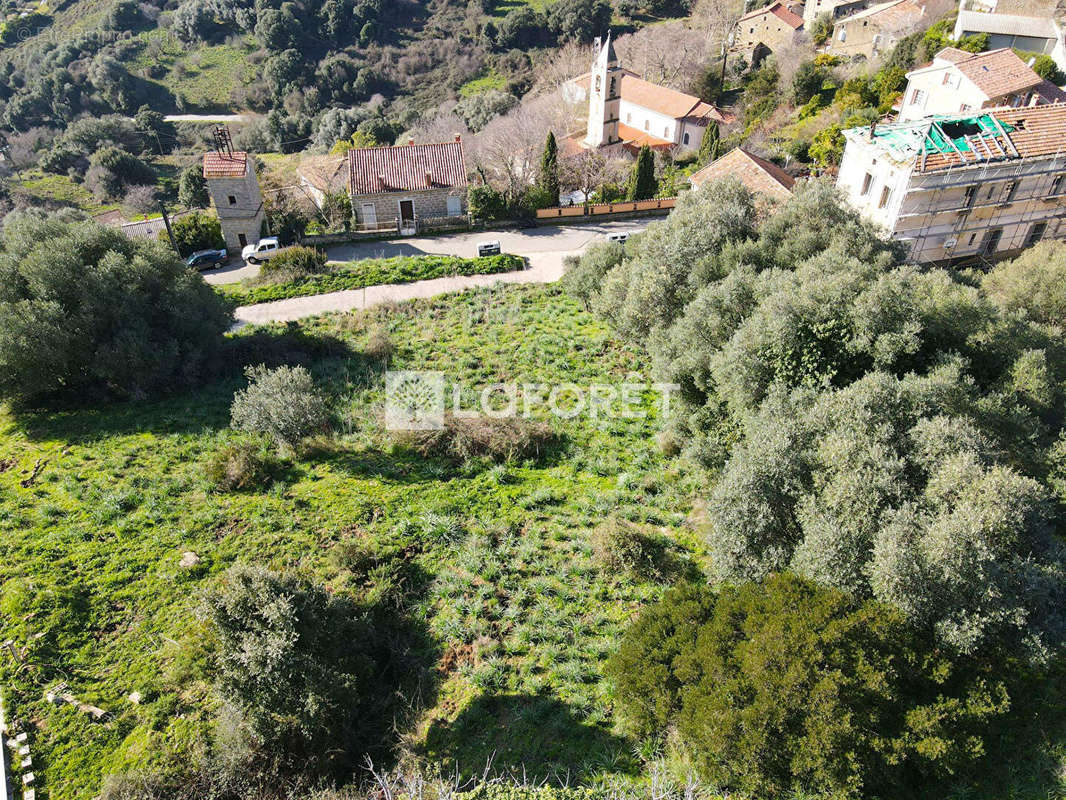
<box><xmin>628</xmin><ymin>145</ymin><xmax>657</xmax><ymax>201</ymax></box>
<box><xmin>698</xmin><ymin>121</ymin><xmax>721</xmax><ymax>165</ymax></box>
<box><xmin>538</xmin><ymin>131</ymin><xmax>560</xmax><ymax>207</ymax></box>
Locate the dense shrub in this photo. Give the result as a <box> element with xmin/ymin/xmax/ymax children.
<box><xmin>162</xmin><ymin>211</ymin><xmax>225</xmax><ymax>256</ymax></box>
<box><xmin>561</xmin><ymin>240</ymin><xmax>625</xmax><ymax>309</ymax></box>
<box><xmin>0</xmin><ymin>213</ymin><xmax>231</xmax><ymax>406</ymax></box>
<box><xmin>178</xmin><ymin>164</ymin><xmax>210</xmax><ymax>209</ymax></box>
<box><xmin>85</xmin><ymin>146</ymin><xmax>156</xmax><ymax>201</ymax></box>
<box><xmin>982</xmin><ymin>239</ymin><xmax>1066</xmax><ymax>328</ymax></box>
<box><xmin>197</xmin><ymin>564</ymin><xmax>413</xmax><ymax>783</ymax></box>
<box><xmin>589</xmin><ymin>517</ymin><xmax>661</xmax><ymax>575</ymax></box>
<box><xmin>396</xmin><ymin>415</ymin><xmax>557</xmax><ymax>464</ymax></box>
<box><xmin>230</xmin><ymin>365</ymin><xmax>329</xmax><ymax>449</ymax></box>
<box><xmin>609</xmin><ymin>575</ymin><xmax>1011</xmax><ymax>798</ymax></box>
<box><xmin>258</xmin><ymin>245</ymin><xmax>329</xmax><ymax>282</ymax></box>
<box><xmin>206</xmin><ymin>439</ymin><xmax>277</xmax><ymax>492</ymax></box>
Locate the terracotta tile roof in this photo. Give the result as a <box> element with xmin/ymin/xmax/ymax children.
<box><xmin>918</xmin><ymin>104</ymin><xmax>1066</xmax><ymax>172</ymax></box>
<box><xmin>933</xmin><ymin>47</ymin><xmax>974</xmax><ymax>64</ymax></box>
<box><xmin>619</xmin><ymin>74</ymin><xmax>730</xmax><ymax>122</ymax></box>
<box><xmin>948</xmin><ymin>48</ymin><xmax>1045</xmax><ymax>99</ymax></box>
<box><xmin>617</xmin><ymin>123</ymin><xmax>675</xmax><ymax>150</ymax></box>
<box><xmin>347</xmin><ymin>139</ymin><xmax>467</xmax><ymax>196</ymax></box>
<box><xmin>689</xmin><ymin>147</ymin><xmax>795</xmax><ymax>199</ymax></box>
<box><xmin>739</xmin><ymin>1</ymin><xmax>804</xmax><ymax>28</ymax></box>
<box><xmin>203</xmin><ymin>151</ymin><xmax>249</xmax><ymax>178</ymax></box>
<box><xmin>1034</xmin><ymin>80</ymin><xmax>1066</xmax><ymax>103</ymax></box>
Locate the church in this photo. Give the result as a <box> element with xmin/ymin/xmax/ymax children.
<box><xmin>564</xmin><ymin>34</ymin><xmax>733</xmax><ymax>154</ymax></box>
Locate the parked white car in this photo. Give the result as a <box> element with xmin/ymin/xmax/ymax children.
<box><xmin>242</xmin><ymin>237</ymin><xmax>282</xmax><ymax>264</ymax></box>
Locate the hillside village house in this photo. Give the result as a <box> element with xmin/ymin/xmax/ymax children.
<box><xmin>898</xmin><ymin>47</ymin><xmax>1066</xmax><ymax>122</ymax></box>
<box><xmin>689</xmin><ymin>146</ymin><xmax>795</xmax><ymax>202</ymax></box>
<box><xmin>347</xmin><ymin>137</ymin><xmax>468</xmax><ymax>235</ymax></box>
<box><xmin>564</xmin><ymin>35</ymin><xmax>732</xmax><ymax>153</ymax></box>
<box><xmin>953</xmin><ymin>9</ymin><xmax>1066</xmax><ymax>70</ymax></box>
<box><xmin>803</xmin><ymin>0</ymin><xmax>871</xmax><ymax>30</ymax></box>
<box><xmin>202</xmin><ymin>150</ymin><xmax>265</xmax><ymax>252</ymax></box>
<box><xmin>827</xmin><ymin>0</ymin><xmax>928</xmax><ymax>59</ymax></box>
<box><xmin>733</xmin><ymin>2</ymin><xmax>805</xmax><ymax>66</ymax></box>
<box><xmin>836</xmin><ymin>104</ymin><xmax>1066</xmax><ymax>263</ymax></box>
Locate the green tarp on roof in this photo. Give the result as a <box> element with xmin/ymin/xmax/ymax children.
<box><xmin>871</xmin><ymin>113</ymin><xmax>1015</xmax><ymax>156</ymax></box>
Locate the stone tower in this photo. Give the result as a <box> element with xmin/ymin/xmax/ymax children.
<box><xmin>584</xmin><ymin>33</ymin><xmax>621</xmax><ymax>149</ymax></box>
<box><xmin>202</xmin><ymin>149</ymin><xmax>265</xmax><ymax>253</ymax></box>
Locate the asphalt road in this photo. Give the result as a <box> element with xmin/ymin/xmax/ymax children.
<box><xmin>203</xmin><ymin>218</ymin><xmax>653</xmax><ymax>287</ymax></box>
<box><xmin>221</xmin><ymin>218</ymin><xmax>655</xmax><ymax>326</ymax></box>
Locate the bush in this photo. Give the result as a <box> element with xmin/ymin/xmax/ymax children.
<box><xmin>230</xmin><ymin>364</ymin><xmax>329</xmax><ymax>449</ymax></box>
<box><xmin>258</xmin><ymin>245</ymin><xmax>329</xmax><ymax>282</ymax></box>
<box><xmin>608</xmin><ymin>574</ymin><xmax>1011</xmax><ymax>798</ymax></box>
<box><xmin>1031</xmin><ymin>54</ymin><xmax>1066</xmax><ymax>84</ymax></box>
<box><xmin>396</xmin><ymin>415</ymin><xmax>557</xmax><ymax>464</ymax></box>
<box><xmin>178</xmin><ymin>164</ymin><xmax>210</xmax><ymax>209</ymax></box>
<box><xmin>590</xmin><ymin>517</ymin><xmax>661</xmax><ymax>575</ymax></box>
<box><xmin>469</xmin><ymin>184</ymin><xmax>508</xmax><ymax>221</ymax></box>
<box><xmin>161</xmin><ymin>211</ymin><xmax>225</xmax><ymax>257</ymax></box>
<box><xmin>0</xmin><ymin>213</ymin><xmax>231</xmax><ymax>406</ymax></box>
<box><xmin>982</xmin><ymin>239</ymin><xmax>1066</xmax><ymax>328</ymax></box>
<box><xmin>206</xmin><ymin>439</ymin><xmax>277</xmax><ymax>491</ymax></box>
<box><xmin>85</xmin><ymin>146</ymin><xmax>156</xmax><ymax>201</ymax></box>
<box><xmin>197</xmin><ymin>564</ymin><xmax>412</xmax><ymax>783</ymax></box>
<box><xmin>561</xmin><ymin>240</ymin><xmax>625</xmax><ymax>310</ymax></box>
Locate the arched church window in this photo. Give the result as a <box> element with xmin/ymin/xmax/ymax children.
<box><xmin>609</xmin><ymin>77</ymin><xmax>616</xmax><ymax>94</ymax></box>
<box><xmin>595</xmin><ymin>75</ymin><xmax>601</xmax><ymax>92</ymax></box>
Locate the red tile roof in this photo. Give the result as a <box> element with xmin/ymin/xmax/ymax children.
<box><xmin>689</xmin><ymin>147</ymin><xmax>795</xmax><ymax>199</ymax></box>
<box><xmin>617</xmin><ymin>123</ymin><xmax>675</xmax><ymax>151</ymax></box>
<box><xmin>944</xmin><ymin>48</ymin><xmax>1045</xmax><ymax>99</ymax></box>
<box><xmin>916</xmin><ymin>104</ymin><xmax>1066</xmax><ymax>172</ymax></box>
<box><xmin>739</xmin><ymin>1</ymin><xmax>804</xmax><ymax>28</ymax></box>
<box><xmin>203</xmin><ymin>151</ymin><xmax>249</xmax><ymax>178</ymax></box>
<box><xmin>347</xmin><ymin>139</ymin><xmax>467</xmax><ymax>196</ymax></box>
<box><xmin>570</xmin><ymin>71</ymin><xmax>732</xmax><ymax>125</ymax></box>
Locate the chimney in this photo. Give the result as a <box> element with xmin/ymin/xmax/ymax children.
<box><xmin>425</xmin><ymin>171</ymin><xmax>433</xmax><ymax>187</ymax></box>
<box><xmin>408</xmin><ymin>138</ymin><xmax>415</xmax><ymax>146</ymax></box>
<box><xmin>378</xmin><ymin>173</ymin><xmax>386</xmax><ymax>188</ymax></box>
<box><xmin>454</xmin><ymin>133</ymin><xmax>462</xmax><ymax>142</ymax></box>
<box><xmin>869</xmin><ymin>121</ymin><xmax>877</xmax><ymax>140</ymax></box>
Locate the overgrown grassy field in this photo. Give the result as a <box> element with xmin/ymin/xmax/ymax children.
<box><xmin>0</xmin><ymin>284</ymin><xmax>703</xmax><ymax>798</ymax></box>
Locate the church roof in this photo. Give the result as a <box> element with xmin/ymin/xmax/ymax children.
<box><xmin>570</xmin><ymin>72</ymin><xmax>732</xmax><ymax>124</ymax></box>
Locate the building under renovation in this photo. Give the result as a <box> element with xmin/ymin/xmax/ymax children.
<box><xmin>836</xmin><ymin>103</ymin><xmax>1066</xmax><ymax>263</ymax></box>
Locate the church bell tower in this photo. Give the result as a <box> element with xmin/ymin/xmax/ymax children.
<box><xmin>584</xmin><ymin>33</ymin><xmax>621</xmax><ymax>148</ymax></box>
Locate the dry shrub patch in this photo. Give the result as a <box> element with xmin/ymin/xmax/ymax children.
<box><xmin>396</xmin><ymin>415</ymin><xmax>558</xmax><ymax>464</ymax></box>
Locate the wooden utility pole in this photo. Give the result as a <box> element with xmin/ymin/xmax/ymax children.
<box><xmin>159</xmin><ymin>202</ymin><xmax>178</xmax><ymax>256</ymax></box>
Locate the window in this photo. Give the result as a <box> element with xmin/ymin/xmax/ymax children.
<box><xmin>981</xmin><ymin>228</ymin><xmax>1003</xmax><ymax>255</ymax></box>
<box><xmin>1025</xmin><ymin>221</ymin><xmax>1047</xmax><ymax>247</ymax></box>
<box><xmin>1003</xmin><ymin>180</ymin><xmax>1019</xmax><ymax>202</ymax></box>
<box><xmin>227</xmin><ymin>195</ymin><xmax>237</xmax><ymax>205</ymax></box>
<box><xmin>878</xmin><ymin>186</ymin><xmax>891</xmax><ymax>209</ymax></box>
<box><xmin>627</xmin><ymin>112</ymin><xmax>632</xmax><ymax>123</ymax></box>
<box><xmin>911</xmin><ymin>89</ymin><xmax>925</xmax><ymax>106</ymax></box>
<box><xmin>963</xmin><ymin>185</ymin><xmax>977</xmax><ymax>207</ymax></box>
<box><xmin>644</xmin><ymin>119</ymin><xmax>649</xmax><ymax>131</ymax></box>
<box><xmin>968</xmin><ymin>233</ymin><xmax>977</xmax><ymax>246</ymax></box>
<box><xmin>609</xmin><ymin>77</ymin><xmax>616</xmax><ymax>95</ymax></box>
<box><xmin>446</xmin><ymin>195</ymin><xmax>462</xmax><ymax>216</ymax></box>
<box><xmin>237</xmin><ymin>233</ymin><xmax>247</xmax><ymax>247</ymax></box>
<box><xmin>960</xmin><ymin>103</ymin><xmax>973</xmax><ymax>112</ymax></box>
<box><xmin>942</xmin><ymin>73</ymin><xmax>952</xmax><ymax>85</ymax></box>
<box><xmin>595</xmin><ymin>75</ymin><xmax>601</xmax><ymax>92</ymax></box>
<box><xmin>683</xmin><ymin>132</ymin><xmax>690</xmax><ymax>145</ymax></box>
<box><xmin>664</xmin><ymin>127</ymin><xmax>670</xmax><ymax>138</ymax></box>
<box><xmin>860</xmin><ymin>173</ymin><xmax>873</xmax><ymax>196</ymax></box>
<box><xmin>1051</xmin><ymin>174</ymin><xmax>1065</xmax><ymax>195</ymax></box>
<box><xmin>839</xmin><ymin>28</ymin><xmax>846</xmax><ymax>41</ymax></box>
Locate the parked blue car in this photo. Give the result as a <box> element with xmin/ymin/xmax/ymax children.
<box><xmin>186</xmin><ymin>248</ymin><xmax>228</xmax><ymax>271</ymax></box>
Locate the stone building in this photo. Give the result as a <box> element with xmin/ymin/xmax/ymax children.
<box><xmin>899</xmin><ymin>47</ymin><xmax>1066</xmax><ymax>122</ymax></box>
<box><xmin>202</xmin><ymin>150</ymin><xmax>265</xmax><ymax>252</ymax></box>
<box><xmin>734</xmin><ymin>2</ymin><xmax>805</xmax><ymax>66</ymax></box>
<box><xmin>347</xmin><ymin>136</ymin><xmax>468</xmax><ymax>234</ymax></box>
<box><xmin>837</xmin><ymin>104</ymin><xmax>1066</xmax><ymax>263</ymax></box>
<box><xmin>689</xmin><ymin>147</ymin><xmax>795</xmax><ymax>203</ymax></box>
<box><xmin>827</xmin><ymin>0</ymin><xmax>928</xmax><ymax>59</ymax></box>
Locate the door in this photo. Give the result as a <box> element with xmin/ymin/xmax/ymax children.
<box><xmin>399</xmin><ymin>200</ymin><xmax>415</xmax><ymax>224</ymax></box>
<box><xmin>446</xmin><ymin>195</ymin><xmax>462</xmax><ymax>216</ymax></box>
<box><xmin>361</xmin><ymin>202</ymin><xmax>377</xmax><ymax>227</ymax></box>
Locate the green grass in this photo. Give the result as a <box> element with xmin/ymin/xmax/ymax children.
<box><xmin>219</xmin><ymin>254</ymin><xmax>528</xmax><ymax>305</ymax></box>
<box><xmin>14</xmin><ymin>170</ymin><xmax>119</xmax><ymax>214</ymax></box>
<box><xmin>125</xmin><ymin>35</ymin><xmax>260</xmax><ymax>112</ymax></box>
<box><xmin>459</xmin><ymin>70</ymin><xmax>509</xmax><ymax>97</ymax></box>
<box><xmin>0</xmin><ymin>284</ymin><xmax>705</xmax><ymax>798</ymax></box>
